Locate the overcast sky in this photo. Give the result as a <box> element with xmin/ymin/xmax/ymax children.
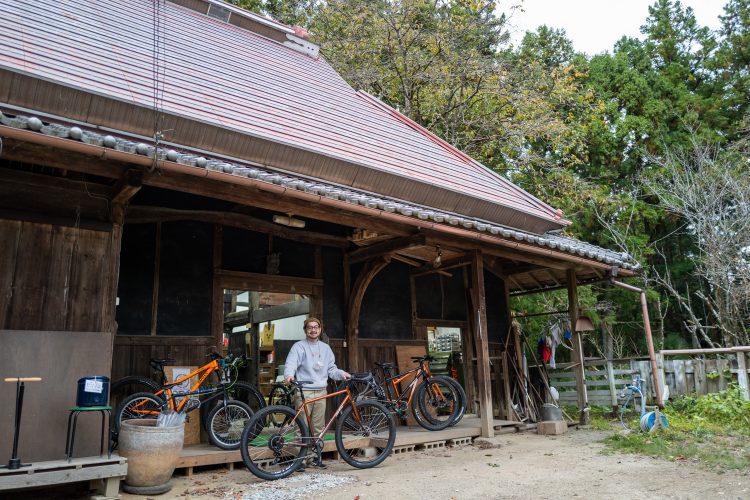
<box><xmin>504</xmin><ymin>0</ymin><xmax>727</xmax><ymax>55</ymax></box>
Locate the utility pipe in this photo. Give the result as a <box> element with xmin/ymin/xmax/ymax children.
<box><xmin>612</xmin><ymin>280</ymin><xmax>664</xmax><ymax>408</ymax></box>
<box><xmin>0</xmin><ymin>124</ymin><xmax>627</xmax><ymax>272</ymax></box>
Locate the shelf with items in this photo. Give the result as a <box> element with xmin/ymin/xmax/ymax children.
<box><xmin>258</xmin><ymin>346</ymin><xmax>276</xmax><ymax>397</ymax></box>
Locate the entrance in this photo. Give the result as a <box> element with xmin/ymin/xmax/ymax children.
<box><xmin>222</xmin><ymin>290</ymin><xmax>309</xmax><ymax>397</ymax></box>
<box><xmin>426</xmin><ymin>325</ymin><xmax>466</xmax><ymax>397</ymax></box>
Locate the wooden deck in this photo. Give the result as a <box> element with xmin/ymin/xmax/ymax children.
<box><xmin>0</xmin><ymin>456</ymin><xmax>126</xmax><ymax>497</ymax></box>
<box><xmin>171</xmin><ymin>416</ymin><xmax>529</xmax><ymax>475</ymax></box>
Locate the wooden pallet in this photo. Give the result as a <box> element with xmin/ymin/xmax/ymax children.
<box><xmin>0</xmin><ymin>456</ymin><xmax>126</xmax><ymax>498</ymax></box>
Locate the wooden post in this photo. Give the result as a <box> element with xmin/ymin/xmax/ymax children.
<box><xmin>737</xmin><ymin>351</ymin><xmax>749</xmax><ymax>401</ymax></box>
<box><xmin>470</xmin><ymin>250</ymin><xmax>494</xmax><ymax>437</ymax></box>
<box><xmin>567</xmin><ymin>269</ymin><xmax>589</xmax><ymax>424</ymax></box>
<box><xmin>603</xmin><ymin>320</ymin><xmax>617</xmax><ymax>410</ymax></box>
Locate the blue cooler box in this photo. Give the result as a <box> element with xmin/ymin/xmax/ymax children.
<box><xmin>76</xmin><ymin>376</ymin><xmax>110</xmax><ymax>407</ymax></box>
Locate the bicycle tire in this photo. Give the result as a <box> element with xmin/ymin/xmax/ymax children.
<box><xmin>109</xmin><ymin>376</ymin><xmax>161</xmax><ymax>409</ymax></box>
<box><xmin>436</xmin><ymin>376</ymin><xmax>466</xmax><ymax>427</ymax></box>
<box><xmin>335</xmin><ymin>400</ymin><xmax>395</xmax><ymax>469</ymax></box>
<box><xmin>268</xmin><ymin>383</ymin><xmax>294</xmax><ymax>408</ymax></box>
<box><xmin>240</xmin><ymin>405</ymin><xmax>309</xmax><ymax>481</ymax></box>
<box><xmin>411</xmin><ymin>378</ymin><xmax>460</xmax><ymax>431</ymax></box>
<box><xmin>202</xmin><ymin>380</ymin><xmax>266</xmax><ymax>431</ymax></box>
<box><xmin>115</xmin><ymin>392</ymin><xmax>165</xmax><ymax>433</ymax></box>
<box><xmin>226</xmin><ymin>381</ymin><xmax>266</xmax><ymax>413</ymax></box>
<box><xmin>207</xmin><ymin>400</ymin><xmax>253</xmax><ymax>450</ymax></box>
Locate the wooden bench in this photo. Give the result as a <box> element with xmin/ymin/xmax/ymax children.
<box><xmin>0</xmin><ymin>455</ymin><xmax>126</xmax><ymax>499</ymax></box>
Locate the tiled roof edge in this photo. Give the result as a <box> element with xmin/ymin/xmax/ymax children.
<box><xmin>0</xmin><ymin>108</ymin><xmax>640</xmax><ymax>272</ymax></box>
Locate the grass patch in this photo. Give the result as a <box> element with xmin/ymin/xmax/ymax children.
<box><xmin>588</xmin><ymin>384</ymin><xmax>750</xmax><ymax>472</ymax></box>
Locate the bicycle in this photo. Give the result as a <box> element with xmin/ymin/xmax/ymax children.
<box><xmin>115</xmin><ymin>352</ymin><xmax>255</xmax><ymax>449</ymax></box>
<box><xmin>356</xmin><ymin>355</ymin><xmax>465</xmax><ymax>431</ymax></box>
<box><xmin>240</xmin><ymin>374</ymin><xmax>396</xmax><ymax>481</ymax></box>
<box><xmin>110</xmin><ymin>354</ymin><xmax>265</xmax><ymax>431</ymax></box>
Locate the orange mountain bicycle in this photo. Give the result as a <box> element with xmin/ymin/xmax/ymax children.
<box><xmin>240</xmin><ymin>374</ymin><xmax>396</xmax><ymax>480</ymax></box>
<box><xmin>114</xmin><ymin>352</ymin><xmax>254</xmax><ymax>449</ymax></box>
<box><xmin>356</xmin><ymin>355</ymin><xmax>465</xmax><ymax>431</ymax></box>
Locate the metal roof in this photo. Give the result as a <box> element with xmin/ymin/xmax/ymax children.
<box><xmin>0</xmin><ymin>0</ymin><xmax>569</xmax><ymax>234</ymax></box>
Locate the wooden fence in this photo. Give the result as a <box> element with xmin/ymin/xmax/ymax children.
<box><xmin>544</xmin><ymin>347</ymin><xmax>750</xmax><ymax>407</ymax></box>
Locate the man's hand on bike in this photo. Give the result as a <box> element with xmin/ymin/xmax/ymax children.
<box><xmin>341</xmin><ymin>371</ymin><xmax>351</xmax><ymax>380</ymax></box>
<box><xmin>284</xmin><ymin>375</ymin><xmax>295</xmax><ymax>385</ymax></box>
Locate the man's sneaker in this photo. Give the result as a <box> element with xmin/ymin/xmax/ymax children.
<box><xmin>310</xmin><ymin>460</ymin><xmax>327</xmax><ymax>469</ymax></box>
<box><xmin>295</xmin><ymin>461</ymin><xmax>306</xmax><ymax>472</ymax></box>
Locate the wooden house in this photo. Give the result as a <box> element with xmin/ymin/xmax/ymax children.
<box><xmin>0</xmin><ymin>0</ymin><xmax>638</xmax><ymax>461</ymax></box>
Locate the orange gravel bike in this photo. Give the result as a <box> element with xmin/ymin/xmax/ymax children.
<box><xmin>240</xmin><ymin>373</ymin><xmax>396</xmax><ymax>480</ymax></box>
<box><xmin>356</xmin><ymin>355</ymin><xmax>465</xmax><ymax>431</ymax></box>
<box><xmin>115</xmin><ymin>352</ymin><xmax>255</xmax><ymax>449</ymax></box>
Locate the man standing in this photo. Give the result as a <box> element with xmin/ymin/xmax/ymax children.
<box><xmin>284</xmin><ymin>317</ymin><xmax>350</xmax><ymax>467</ymax></box>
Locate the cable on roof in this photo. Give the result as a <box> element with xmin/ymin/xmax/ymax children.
<box><xmin>151</xmin><ymin>0</ymin><xmax>167</xmax><ymax>174</ymax></box>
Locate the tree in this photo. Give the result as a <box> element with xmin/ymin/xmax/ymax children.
<box><xmin>645</xmin><ymin>140</ymin><xmax>750</xmax><ymax>347</ymax></box>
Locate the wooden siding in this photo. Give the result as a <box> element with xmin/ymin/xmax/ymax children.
<box><xmin>0</xmin><ymin>219</ymin><xmax>113</xmax><ymax>331</ymax></box>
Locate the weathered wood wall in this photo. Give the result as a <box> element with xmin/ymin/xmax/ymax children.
<box><xmin>0</xmin><ymin>219</ymin><xmax>113</xmax><ymax>331</ymax></box>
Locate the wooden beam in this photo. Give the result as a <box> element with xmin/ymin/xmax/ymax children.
<box><xmin>346</xmin><ymin>256</ymin><xmax>391</xmax><ymax>371</ymax></box>
<box><xmin>347</xmin><ymin>234</ymin><xmax>426</xmax><ymax>263</ymax></box>
<box><xmin>390</xmin><ymin>254</ymin><xmax>422</xmax><ymax>267</ymax></box>
<box><xmin>126</xmin><ymin>206</ymin><xmax>350</xmax><ymax>248</ymax></box>
<box><xmin>567</xmin><ymin>268</ymin><xmax>589</xmax><ymax>424</ymax></box>
<box><xmin>410</xmin><ymin>253</ymin><xmax>472</xmax><ymax>277</ymax></box>
<box><xmin>470</xmin><ymin>250</ymin><xmax>494</xmax><ymax>438</ymax></box>
<box><xmin>215</xmin><ymin>270</ymin><xmax>322</xmax><ymax>295</ymax></box>
<box><xmin>111</xmin><ymin>169</ymin><xmax>143</xmax><ymax>205</ymax></box>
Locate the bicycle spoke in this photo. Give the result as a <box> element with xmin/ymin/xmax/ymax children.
<box><xmin>336</xmin><ymin>401</ymin><xmax>395</xmax><ymax>469</ymax></box>
<box><xmin>241</xmin><ymin>406</ymin><xmax>308</xmax><ymax>480</ymax></box>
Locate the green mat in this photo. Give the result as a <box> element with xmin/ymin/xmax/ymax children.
<box><xmin>250</xmin><ymin>432</ymin><xmax>334</xmax><ymax>447</ymax></box>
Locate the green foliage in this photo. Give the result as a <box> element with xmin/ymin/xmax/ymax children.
<box><xmin>598</xmin><ymin>385</ymin><xmax>750</xmax><ymax>471</ymax></box>
<box><xmin>231</xmin><ymin>0</ymin><xmax>750</xmax><ymax>353</ymax></box>
<box><xmin>668</xmin><ymin>383</ymin><xmax>750</xmax><ymax>432</ymax></box>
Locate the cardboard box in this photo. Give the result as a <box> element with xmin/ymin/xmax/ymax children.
<box><xmin>165</xmin><ymin>366</ymin><xmax>201</xmax><ymax>445</ymax></box>
<box><xmin>537</xmin><ymin>420</ymin><xmax>568</xmax><ymax>435</ymax></box>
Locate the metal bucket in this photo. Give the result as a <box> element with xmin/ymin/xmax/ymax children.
<box><xmin>541</xmin><ymin>403</ymin><xmax>563</xmax><ymax>421</ymax></box>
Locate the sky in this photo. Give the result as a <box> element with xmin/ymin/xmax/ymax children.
<box><xmin>504</xmin><ymin>0</ymin><xmax>728</xmax><ymax>55</ymax></box>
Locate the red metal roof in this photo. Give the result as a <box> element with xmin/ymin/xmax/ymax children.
<box><xmin>0</xmin><ymin>0</ymin><xmax>569</xmax><ymax>232</ymax></box>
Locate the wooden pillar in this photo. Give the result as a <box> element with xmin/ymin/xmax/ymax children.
<box><xmin>470</xmin><ymin>250</ymin><xmax>494</xmax><ymax>437</ymax></box>
<box><xmin>502</xmin><ymin>279</ymin><xmax>514</xmax><ymax>420</ymax></box>
<box><xmin>103</xmin><ymin>203</ymin><xmax>125</xmax><ymax>338</ymax></box>
<box><xmin>346</xmin><ymin>256</ymin><xmax>390</xmax><ymax>372</ymax></box>
<box><xmin>567</xmin><ymin>269</ymin><xmax>589</xmax><ymax>424</ymax></box>
<box><xmin>212</xmin><ymin>224</ymin><xmax>223</xmax><ymax>348</ymax></box>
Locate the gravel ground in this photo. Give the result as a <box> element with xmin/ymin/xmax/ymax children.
<box><xmin>116</xmin><ymin>427</ymin><xmax>748</xmax><ymax>500</ymax></box>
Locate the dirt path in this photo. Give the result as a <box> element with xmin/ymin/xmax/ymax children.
<box><xmin>119</xmin><ymin>427</ymin><xmax>748</xmax><ymax>500</ymax></box>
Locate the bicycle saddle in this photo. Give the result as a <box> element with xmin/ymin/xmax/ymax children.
<box><xmin>149</xmin><ymin>358</ymin><xmax>175</xmax><ymax>369</ymax></box>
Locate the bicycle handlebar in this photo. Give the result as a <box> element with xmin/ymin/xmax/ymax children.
<box><xmin>411</xmin><ymin>355</ymin><xmax>434</xmax><ymax>363</ymax></box>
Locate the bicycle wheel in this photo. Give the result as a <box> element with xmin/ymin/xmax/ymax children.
<box><xmin>336</xmin><ymin>400</ymin><xmax>395</xmax><ymax>469</ymax></box>
<box><xmin>109</xmin><ymin>376</ymin><xmax>161</xmax><ymax>411</ymax></box>
<box><xmin>268</xmin><ymin>384</ymin><xmax>295</xmax><ymax>408</ymax></box>
<box><xmin>411</xmin><ymin>378</ymin><xmax>460</xmax><ymax>431</ymax></box>
<box><xmin>226</xmin><ymin>381</ymin><xmax>266</xmax><ymax>413</ymax></box>
<box><xmin>240</xmin><ymin>405</ymin><xmax>309</xmax><ymax>481</ymax></box>
<box><xmin>115</xmin><ymin>392</ymin><xmax>165</xmax><ymax>433</ymax></box>
<box><xmin>441</xmin><ymin>376</ymin><xmax>467</xmax><ymax>426</ymax></box>
<box><xmin>207</xmin><ymin>400</ymin><xmax>253</xmax><ymax>450</ymax></box>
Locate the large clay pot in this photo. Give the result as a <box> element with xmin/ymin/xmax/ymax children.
<box><xmin>119</xmin><ymin>419</ymin><xmax>184</xmax><ymax>495</ymax></box>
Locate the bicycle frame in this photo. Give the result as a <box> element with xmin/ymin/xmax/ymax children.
<box><xmin>295</xmin><ymin>385</ymin><xmax>359</xmax><ymax>445</ymax></box>
<box><xmin>154</xmin><ymin>358</ymin><xmax>228</xmax><ymax>412</ymax></box>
